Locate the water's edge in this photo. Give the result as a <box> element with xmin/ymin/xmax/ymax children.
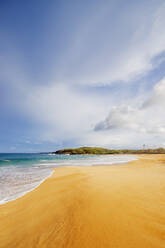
<box><xmin>0</xmin><ymin>170</ymin><xmax>54</xmax><ymax>205</ymax></box>
<box><xmin>0</xmin><ymin>155</ymin><xmax>137</xmax><ymax>205</ymax></box>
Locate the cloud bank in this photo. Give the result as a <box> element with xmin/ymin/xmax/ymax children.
<box><xmin>1</xmin><ymin>0</ymin><xmax>165</xmax><ymax>151</ymax></box>
<box><xmin>95</xmin><ymin>78</ymin><xmax>165</xmax><ymax>137</ymax></box>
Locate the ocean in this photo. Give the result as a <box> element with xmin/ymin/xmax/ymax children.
<box><xmin>0</xmin><ymin>153</ymin><xmax>136</xmax><ymax>204</ymax></box>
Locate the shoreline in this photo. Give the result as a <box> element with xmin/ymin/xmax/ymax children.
<box><xmin>0</xmin><ymin>154</ymin><xmax>165</xmax><ymax>247</ymax></box>
<box><xmin>0</xmin><ymin>170</ymin><xmax>54</xmax><ymax>206</ymax></box>
<box><xmin>0</xmin><ymin>154</ymin><xmax>136</xmax><ymax>205</ymax></box>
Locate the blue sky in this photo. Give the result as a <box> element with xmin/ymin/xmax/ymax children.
<box><xmin>1</xmin><ymin>0</ymin><xmax>165</xmax><ymax>152</ymax></box>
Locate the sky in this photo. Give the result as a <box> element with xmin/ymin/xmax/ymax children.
<box><xmin>1</xmin><ymin>0</ymin><xmax>165</xmax><ymax>152</ymax></box>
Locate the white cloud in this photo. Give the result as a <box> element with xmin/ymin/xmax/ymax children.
<box><xmin>95</xmin><ymin>105</ymin><xmax>144</xmax><ymax>132</ymax></box>
<box><xmin>22</xmin><ymin>83</ymin><xmax>107</xmax><ymax>142</ymax></box>
<box><xmin>143</xmin><ymin>77</ymin><xmax>165</xmax><ymax>108</ymax></box>
<box><xmin>51</xmin><ymin>1</ymin><xmax>165</xmax><ymax>85</ymax></box>
<box><xmin>94</xmin><ymin>77</ymin><xmax>165</xmax><ymax>137</ymax></box>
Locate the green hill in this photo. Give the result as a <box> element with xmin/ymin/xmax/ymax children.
<box><xmin>53</xmin><ymin>146</ymin><xmax>165</xmax><ymax>155</ymax></box>
<box><xmin>54</xmin><ymin>147</ymin><xmax>114</xmax><ymax>155</ymax></box>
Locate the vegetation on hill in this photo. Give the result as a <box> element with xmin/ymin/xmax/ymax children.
<box><xmin>53</xmin><ymin>147</ymin><xmax>165</xmax><ymax>155</ymax></box>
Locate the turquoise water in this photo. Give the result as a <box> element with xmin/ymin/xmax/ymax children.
<box><xmin>0</xmin><ymin>153</ymin><xmax>136</xmax><ymax>204</ymax></box>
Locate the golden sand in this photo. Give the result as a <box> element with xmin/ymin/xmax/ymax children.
<box><xmin>0</xmin><ymin>155</ymin><xmax>165</xmax><ymax>248</ymax></box>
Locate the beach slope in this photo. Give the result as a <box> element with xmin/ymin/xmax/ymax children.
<box><xmin>0</xmin><ymin>155</ymin><xmax>165</xmax><ymax>248</ymax></box>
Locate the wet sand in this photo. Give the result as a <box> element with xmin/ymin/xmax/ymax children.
<box><xmin>0</xmin><ymin>155</ymin><xmax>165</xmax><ymax>248</ymax></box>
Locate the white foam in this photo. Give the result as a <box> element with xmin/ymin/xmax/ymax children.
<box><xmin>37</xmin><ymin>155</ymin><xmax>137</xmax><ymax>167</ymax></box>
<box><xmin>0</xmin><ymin>168</ymin><xmax>53</xmax><ymax>205</ymax></box>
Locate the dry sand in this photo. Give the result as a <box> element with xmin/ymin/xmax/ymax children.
<box><xmin>0</xmin><ymin>155</ymin><xmax>165</xmax><ymax>248</ymax></box>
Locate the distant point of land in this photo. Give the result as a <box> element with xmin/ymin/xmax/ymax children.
<box><xmin>53</xmin><ymin>146</ymin><xmax>165</xmax><ymax>155</ymax></box>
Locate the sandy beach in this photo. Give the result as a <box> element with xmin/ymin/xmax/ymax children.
<box><xmin>0</xmin><ymin>155</ymin><xmax>165</xmax><ymax>248</ymax></box>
